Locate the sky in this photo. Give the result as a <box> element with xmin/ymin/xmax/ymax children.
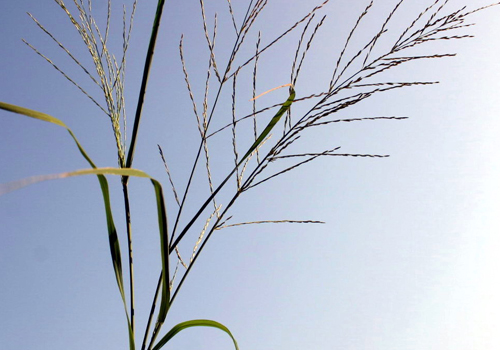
<box><xmin>1</xmin><ymin>1</ymin><xmax>500</xmax><ymax>350</ymax></box>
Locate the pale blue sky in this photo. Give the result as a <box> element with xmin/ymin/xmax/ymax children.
<box><xmin>1</xmin><ymin>1</ymin><xmax>500</xmax><ymax>350</ymax></box>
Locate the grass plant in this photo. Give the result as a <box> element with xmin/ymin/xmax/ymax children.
<box><xmin>1</xmin><ymin>0</ymin><xmax>498</xmax><ymax>349</ymax></box>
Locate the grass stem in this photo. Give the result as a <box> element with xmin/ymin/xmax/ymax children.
<box><xmin>122</xmin><ymin>181</ymin><xmax>135</xmax><ymax>334</ymax></box>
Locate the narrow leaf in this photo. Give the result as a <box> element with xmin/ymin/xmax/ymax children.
<box><xmin>0</xmin><ymin>101</ymin><xmax>137</xmax><ymax>349</ymax></box>
<box><xmin>0</xmin><ymin>167</ymin><xmax>171</xmax><ymax>330</ymax></box>
<box><xmin>240</xmin><ymin>87</ymin><xmax>295</xmax><ymax>161</ymax></box>
<box><xmin>170</xmin><ymin>88</ymin><xmax>296</xmax><ymax>251</ymax></box>
<box><xmin>152</xmin><ymin>319</ymin><xmax>239</xmax><ymax>350</ymax></box>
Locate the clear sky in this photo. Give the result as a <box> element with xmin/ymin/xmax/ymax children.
<box><xmin>1</xmin><ymin>1</ymin><xmax>500</xmax><ymax>350</ymax></box>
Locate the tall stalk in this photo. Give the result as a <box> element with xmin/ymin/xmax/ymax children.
<box><xmin>122</xmin><ymin>183</ymin><xmax>136</xmax><ymax>333</ymax></box>
<box><xmin>121</xmin><ymin>0</ymin><xmax>168</xmax><ymax>336</ymax></box>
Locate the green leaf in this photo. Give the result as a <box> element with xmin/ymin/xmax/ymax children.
<box><xmin>152</xmin><ymin>319</ymin><xmax>239</xmax><ymax>350</ymax></box>
<box><xmin>0</xmin><ymin>101</ymin><xmax>137</xmax><ymax>350</ymax></box>
<box><xmin>170</xmin><ymin>88</ymin><xmax>296</xmax><ymax>251</ymax></box>
<box><xmin>0</xmin><ymin>167</ymin><xmax>172</xmax><ymax>340</ymax></box>
<box><xmin>240</xmin><ymin>87</ymin><xmax>295</xmax><ymax>162</ymax></box>
<box><xmin>151</xmin><ymin>176</ymin><xmax>171</xmax><ymax>329</ymax></box>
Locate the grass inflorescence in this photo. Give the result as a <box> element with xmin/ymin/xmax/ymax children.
<box><xmin>1</xmin><ymin>0</ymin><xmax>499</xmax><ymax>349</ymax></box>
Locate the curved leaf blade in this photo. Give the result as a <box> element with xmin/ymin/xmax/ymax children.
<box><xmin>0</xmin><ymin>101</ymin><xmax>136</xmax><ymax>350</ymax></box>
<box><xmin>0</xmin><ymin>167</ymin><xmax>171</xmax><ymax>330</ymax></box>
<box><xmin>152</xmin><ymin>319</ymin><xmax>239</xmax><ymax>350</ymax></box>
<box><xmin>240</xmin><ymin>87</ymin><xmax>296</xmax><ymax>161</ymax></box>
<box><xmin>170</xmin><ymin>88</ymin><xmax>296</xmax><ymax>251</ymax></box>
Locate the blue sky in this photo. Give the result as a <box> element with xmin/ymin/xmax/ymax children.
<box><xmin>1</xmin><ymin>1</ymin><xmax>500</xmax><ymax>349</ymax></box>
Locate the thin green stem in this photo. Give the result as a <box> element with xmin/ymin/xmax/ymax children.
<box><xmin>121</xmin><ymin>0</ymin><xmax>167</xmax><ymax>340</ymax></box>
<box><xmin>122</xmin><ymin>181</ymin><xmax>135</xmax><ymax>335</ymax></box>
<box><xmin>141</xmin><ymin>273</ymin><xmax>163</xmax><ymax>350</ymax></box>
<box><xmin>148</xmin><ymin>321</ymin><xmax>163</xmax><ymax>350</ymax></box>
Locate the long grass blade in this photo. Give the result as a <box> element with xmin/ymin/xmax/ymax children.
<box><xmin>151</xmin><ymin>319</ymin><xmax>239</xmax><ymax>350</ymax></box>
<box><xmin>0</xmin><ymin>100</ymin><xmax>135</xmax><ymax>348</ymax></box>
<box><xmin>0</xmin><ymin>165</ymin><xmax>172</xmax><ymax>340</ymax></box>
<box><xmin>241</xmin><ymin>88</ymin><xmax>295</xmax><ymax>160</ymax></box>
<box><xmin>170</xmin><ymin>88</ymin><xmax>295</xmax><ymax>251</ymax></box>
